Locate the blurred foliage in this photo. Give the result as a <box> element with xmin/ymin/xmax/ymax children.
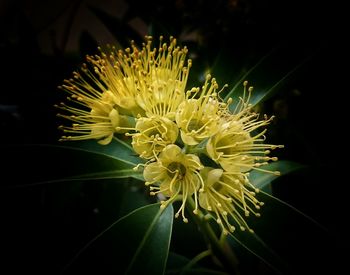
<box><xmin>0</xmin><ymin>0</ymin><xmax>347</xmax><ymax>274</ymax></box>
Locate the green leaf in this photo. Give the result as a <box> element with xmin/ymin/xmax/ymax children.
<box><xmin>2</xmin><ymin>144</ymin><xmax>143</xmax><ymax>187</ymax></box>
<box><xmin>228</xmin><ymin>163</ymin><xmax>329</xmax><ymax>275</ymax></box>
<box><xmin>228</xmin><ymin>231</ymin><xmax>290</xmax><ymax>275</ymax></box>
<box><xmin>68</xmin><ymin>138</ymin><xmax>142</xmax><ymax>165</ymax></box>
<box><xmin>222</xmin><ymin>162</ymin><xmax>307</xmax><ymax>274</ymax></box>
<box><xmin>65</xmin><ymin>203</ymin><xmax>174</xmax><ymax>274</ymax></box>
<box><xmin>118</xmin><ymin>187</ymin><xmax>150</xmax><ymax>217</ymax></box>
<box><xmin>207</xmin><ymin>47</ymin><xmax>243</xmax><ymax>88</ymax></box>
<box><xmin>249</xmin><ymin>160</ymin><xmax>305</xmax><ymax>192</ymax></box>
<box><xmin>227</xmin><ymin>187</ymin><xmax>330</xmax><ymax>275</ymax></box>
<box><xmin>224</xmin><ymin>60</ymin><xmax>306</xmax><ymax>110</ymax></box>
<box><xmin>42</xmin><ymin>169</ymin><xmax>143</xmax><ymax>184</ymax></box>
<box><xmin>166</xmin><ymin>252</ymin><xmax>191</xmax><ymax>274</ymax></box>
<box><xmin>209</xmin><ymin>44</ymin><xmax>313</xmax><ymax>108</ymax></box>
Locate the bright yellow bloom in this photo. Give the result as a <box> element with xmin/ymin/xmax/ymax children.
<box><xmin>199</xmin><ymin>167</ymin><xmax>264</xmax><ymax>234</ymax></box>
<box><xmin>143</xmin><ymin>144</ymin><xmax>204</xmax><ymax>222</ymax></box>
<box><xmin>176</xmin><ymin>75</ymin><xmax>221</xmax><ymax>145</ymax></box>
<box><xmin>206</xmin><ymin>81</ymin><xmax>283</xmax><ymax>173</ymax></box>
<box><xmin>135</xmin><ymin>36</ymin><xmax>191</xmax><ymax>119</ymax></box>
<box><xmin>86</xmin><ymin>36</ymin><xmax>191</xmax><ymax>119</ymax></box>
<box><xmin>194</xmin><ymin>81</ymin><xmax>284</xmax><ymax>233</ymax></box>
<box><xmin>56</xmin><ymin>88</ymin><xmax>131</xmax><ymax>145</ymax></box>
<box><xmin>57</xmin><ymin>36</ymin><xmax>190</xmax><ymax>144</ymax></box>
<box><xmin>130</xmin><ymin>116</ymin><xmax>179</xmax><ymax>159</ymax></box>
<box><xmin>57</xmin><ymin>34</ymin><xmax>284</xmax><ymax>234</ymax></box>
<box><xmin>76</xmin><ymin>47</ymin><xmax>143</xmax><ymax>117</ymax></box>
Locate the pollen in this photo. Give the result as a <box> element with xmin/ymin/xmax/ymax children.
<box><xmin>176</xmin><ymin>75</ymin><xmax>221</xmax><ymax>145</ymax></box>
<box><xmin>56</xmin><ymin>36</ymin><xmax>283</xmax><ymax>235</ymax></box>
<box><xmin>130</xmin><ymin>116</ymin><xmax>179</xmax><ymax>159</ymax></box>
<box><xmin>135</xmin><ymin>36</ymin><xmax>191</xmax><ymax>119</ymax></box>
<box><xmin>56</xmin><ymin>88</ymin><xmax>133</xmax><ymax>145</ymax></box>
<box><xmin>143</xmin><ymin>144</ymin><xmax>204</xmax><ymax>222</ymax></box>
<box><xmin>206</xmin><ymin>82</ymin><xmax>283</xmax><ymax>175</ymax></box>
<box><xmin>199</xmin><ymin>167</ymin><xmax>263</xmax><ymax>234</ymax></box>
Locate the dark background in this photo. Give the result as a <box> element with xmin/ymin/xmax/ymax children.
<box><xmin>0</xmin><ymin>0</ymin><xmax>347</xmax><ymax>274</ymax></box>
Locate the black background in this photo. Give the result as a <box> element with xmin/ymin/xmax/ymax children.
<box><xmin>0</xmin><ymin>0</ymin><xmax>347</xmax><ymax>274</ymax></box>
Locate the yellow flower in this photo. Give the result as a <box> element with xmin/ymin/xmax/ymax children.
<box><xmin>57</xmin><ymin>36</ymin><xmax>190</xmax><ymax>144</ymax></box>
<box><xmin>57</xmin><ymin>34</ymin><xmax>284</xmax><ymax>234</ymax></box>
<box><xmin>56</xmin><ymin>88</ymin><xmax>132</xmax><ymax>145</ymax></box>
<box><xmin>143</xmin><ymin>144</ymin><xmax>204</xmax><ymax>222</ymax></box>
<box><xmin>60</xmin><ymin>35</ymin><xmax>191</xmax><ymax>121</ymax></box>
<box><xmin>176</xmin><ymin>75</ymin><xmax>221</xmax><ymax>145</ymax></box>
<box><xmin>199</xmin><ymin>167</ymin><xmax>264</xmax><ymax>234</ymax></box>
<box><xmin>196</xmin><ymin>81</ymin><xmax>284</xmax><ymax>233</ymax></box>
<box><xmin>135</xmin><ymin>36</ymin><xmax>191</xmax><ymax>119</ymax></box>
<box><xmin>206</xmin><ymin>81</ymin><xmax>283</xmax><ymax>173</ymax></box>
<box><xmin>130</xmin><ymin>116</ymin><xmax>179</xmax><ymax>159</ymax></box>
<box><xmin>84</xmin><ymin>44</ymin><xmax>146</xmax><ymax>117</ymax></box>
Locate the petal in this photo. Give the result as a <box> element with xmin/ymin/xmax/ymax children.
<box><xmin>180</xmin><ymin>131</ymin><xmax>199</xmax><ymax>145</ymax></box>
<box><xmin>160</xmin><ymin>144</ymin><xmax>182</xmax><ymax>162</ymax></box>
<box><xmin>109</xmin><ymin>108</ymin><xmax>120</xmax><ymax>127</ymax></box>
<box><xmin>198</xmin><ymin>192</ymin><xmax>210</xmax><ymax>210</ymax></box>
<box><xmin>185</xmin><ymin>154</ymin><xmax>203</xmax><ymax>170</ymax></box>
<box><xmin>207</xmin><ymin>168</ymin><xmax>223</xmax><ymax>187</ymax></box>
<box><xmin>185</xmin><ymin>173</ymin><xmax>200</xmax><ymax>194</ymax></box>
<box><xmin>143</xmin><ymin>162</ymin><xmax>165</xmax><ymax>182</ymax></box>
<box><xmin>220</xmin><ymin>157</ymin><xmax>254</xmax><ymax>173</ymax></box>
<box><xmin>161</xmin><ymin>117</ymin><xmax>179</xmax><ymax>142</ymax></box>
<box><xmin>98</xmin><ymin>133</ymin><xmax>113</xmax><ymax>145</ymax></box>
<box><xmin>206</xmin><ymin>137</ymin><xmax>218</xmax><ymax>160</ymax></box>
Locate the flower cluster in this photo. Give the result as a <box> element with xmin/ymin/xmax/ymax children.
<box><xmin>57</xmin><ymin>36</ymin><xmax>283</xmax><ymax>234</ymax></box>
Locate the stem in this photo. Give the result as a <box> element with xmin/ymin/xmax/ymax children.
<box><xmin>180</xmin><ymin>250</ymin><xmax>211</xmax><ymax>274</ymax></box>
<box><xmin>187</xmin><ymin>198</ymin><xmax>240</xmax><ymax>274</ymax></box>
<box><xmin>183</xmin><ymin>144</ymin><xmax>205</xmax><ymax>154</ymax></box>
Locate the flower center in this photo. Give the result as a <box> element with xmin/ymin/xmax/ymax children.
<box><xmin>187</xmin><ymin>119</ymin><xmax>204</xmax><ymax>132</ymax></box>
<box><xmin>147</xmin><ymin>129</ymin><xmax>160</xmax><ymax>137</ymax></box>
<box><xmin>216</xmin><ymin>133</ymin><xmax>250</xmax><ymax>155</ymax></box>
<box><xmin>211</xmin><ymin>181</ymin><xmax>224</xmax><ymax>192</ymax></box>
<box><xmin>167</xmin><ymin>162</ymin><xmax>187</xmax><ymax>179</ymax></box>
